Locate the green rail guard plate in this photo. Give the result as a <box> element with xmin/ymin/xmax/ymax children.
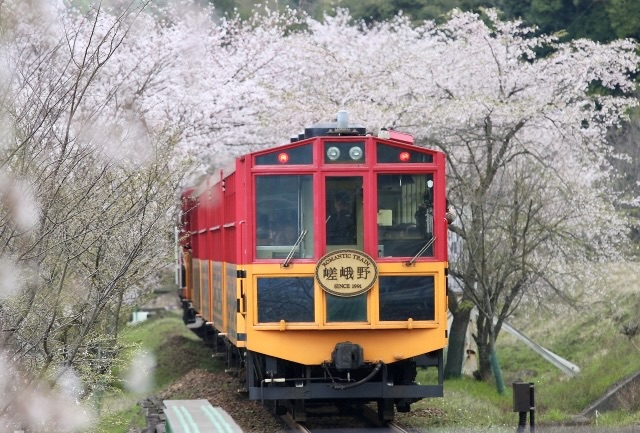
<box><xmin>164</xmin><ymin>399</ymin><xmax>243</xmax><ymax>433</ymax></box>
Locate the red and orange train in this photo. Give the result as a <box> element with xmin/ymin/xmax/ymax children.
<box><xmin>176</xmin><ymin>111</ymin><xmax>450</xmax><ymax>421</ymax></box>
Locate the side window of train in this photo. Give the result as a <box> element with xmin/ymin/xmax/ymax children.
<box><xmin>255</xmin><ymin>175</ymin><xmax>314</xmax><ymax>259</ymax></box>
<box><xmin>377</xmin><ymin>173</ymin><xmax>434</xmax><ymax>258</ymax></box>
<box><xmin>325</xmin><ymin>176</ymin><xmax>364</xmax><ymax>252</ymax></box>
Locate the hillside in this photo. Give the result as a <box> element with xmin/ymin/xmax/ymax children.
<box><xmin>394</xmin><ymin>263</ymin><xmax>640</xmax><ymax>429</ymax></box>
<box><xmin>499</xmin><ymin>262</ymin><xmax>640</xmax><ymax>422</ymax></box>
<box><xmin>98</xmin><ymin>262</ymin><xmax>640</xmax><ymax>431</ymax></box>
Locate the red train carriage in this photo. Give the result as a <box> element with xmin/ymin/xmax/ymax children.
<box><xmin>177</xmin><ymin>111</ymin><xmax>449</xmax><ymax>421</ymax></box>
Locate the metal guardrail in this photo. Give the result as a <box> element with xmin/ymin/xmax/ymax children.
<box><xmin>501</xmin><ymin>321</ymin><xmax>580</xmax><ymax>377</ymax></box>
<box><xmin>448</xmin><ymin>310</ymin><xmax>580</xmax><ymax>377</ymax></box>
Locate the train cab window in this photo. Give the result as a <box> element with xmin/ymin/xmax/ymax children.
<box><xmin>255</xmin><ymin>144</ymin><xmax>313</xmax><ymax>165</ymax></box>
<box><xmin>377</xmin><ymin>143</ymin><xmax>433</xmax><ymax>163</ymax></box>
<box><xmin>325</xmin><ymin>176</ymin><xmax>363</xmax><ymax>252</ymax></box>
<box><xmin>324</xmin><ymin>176</ymin><xmax>367</xmax><ymax>323</ymax></box>
<box><xmin>377</xmin><ymin>173</ymin><xmax>434</xmax><ymax>258</ymax></box>
<box><xmin>255</xmin><ymin>175</ymin><xmax>314</xmax><ymax>259</ymax></box>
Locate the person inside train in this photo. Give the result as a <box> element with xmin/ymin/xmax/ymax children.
<box><xmin>256</xmin><ymin>213</ymin><xmax>273</xmax><ymax>245</ymax></box>
<box><xmin>274</xmin><ymin>221</ymin><xmax>298</xmax><ymax>245</ymax></box>
<box><xmin>326</xmin><ymin>192</ymin><xmax>355</xmax><ymax>245</ymax></box>
<box><xmin>415</xmin><ymin>201</ymin><xmax>429</xmax><ymax>238</ymax></box>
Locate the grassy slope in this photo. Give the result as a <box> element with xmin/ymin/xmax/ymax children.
<box><xmin>93</xmin><ymin>313</ymin><xmax>219</xmax><ymax>433</ymax></box>
<box><xmin>399</xmin><ymin>262</ymin><xmax>640</xmax><ymax>430</ymax></box>
<box><xmin>504</xmin><ymin>263</ymin><xmax>640</xmax><ymax>419</ymax></box>
<box><xmin>95</xmin><ymin>263</ymin><xmax>640</xmax><ymax>432</ymax></box>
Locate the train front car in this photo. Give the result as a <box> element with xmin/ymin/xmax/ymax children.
<box><xmin>179</xmin><ymin>112</ymin><xmax>449</xmax><ymax>422</ymax></box>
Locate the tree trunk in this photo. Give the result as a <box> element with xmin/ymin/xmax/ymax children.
<box><xmin>475</xmin><ymin>315</ymin><xmax>492</xmax><ymax>380</ymax></box>
<box><xmin>111</xmin><ymin>288</ymin><xmax>125</xmax><ymax>340</ymax></box>
<box><xmin>475</xmin><ymin>312</ymin><xmax>505</xmax><ymax>393</ymax></box>
<box><xmin>444</xmin><ymin>294</ymin><xmax>473</xmax><ymax>379</ymax></box>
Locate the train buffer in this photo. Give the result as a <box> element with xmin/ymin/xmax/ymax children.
<box><xmin>163</xmin><ymin>399</ymin><xmax>243</xmax><ymax>433</ymax></box>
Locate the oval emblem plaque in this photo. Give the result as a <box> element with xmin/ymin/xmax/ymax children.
<box><xmin>315</xmin><ymin>249</ymin><xmax>378</xmax><ymax>297</ymax></box>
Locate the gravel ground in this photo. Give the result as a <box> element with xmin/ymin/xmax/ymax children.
<box><xmin>136</xmin><ymin>292</ymin><xmax>290</xmax><ymax>433</ymax></box>
<box><xmin>139</xmin><ymin>356</ymin><xmax>640</xmax><ymax>433</ymax></box>
<box><xmin>154</xmin><ymin>368</ymin><xmax>289</xmax><ymax>433</ymax></box>
<box><xmin>136</xmin><ymin>295</ymin><xmax>639</xmax><ymax>433</ymax></box>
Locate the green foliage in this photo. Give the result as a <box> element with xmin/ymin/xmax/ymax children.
<box><xmin>94</xmin><ymin>313</ymin><xmax>220</xmax><ymax>431</ymax></box>
<box><xmin>567</xmin><ymin>2</ymin><xmax>614</xmax><ymax>41</ymax></box>
<box><xmin>500</xmin><ymin>266</ymin><xmax>640</xmax><ymax>418</ymax></box>
<box><xmin>118</xmin><ymin>313</ymin><xmax>220</xmax><ymax>388</ymax></box>
<box><xmin>93</xmin><ymin>405</ymin><xmax>146</xmax><ymax>433</ymax></box>
<box><xmin>404</xmin><ymin>263</ymin><xmax>640</xmax><ymax>429</ymax></box>
<box><xmin>607</xmin><ymin>0</ymin><xmax>640</xmax><ymax>39</ymax></box>
<box><xmin>201</xmin><ymin>0</ymin><xmax>640</xmax><ymax>42</ymax></box>
<box><xmin>398</xmin><ymin>376</ymin><xmax>514</xmax><ymax>428</ymax></box>
<box><xmin>206</xmin><ymin>0</ymin><xmax>329</xmax><ymax>20</ymax></box>
<box><xmin>332</xmin><ymin>0</ymin><xmax>494</xmax><ymax>23</ymax></box>
<box><xmin>501</xmin><ymin>0</ymin><xmax>638</xmax><ymax>41</ymax></box>
<box><xmin>596</xmin><ymin>409</ymin><xmax>640</xmax><ymax>426</ymax></box>
<box><xmin>498</xmin><ymin>0</ymin><xmax>531</xmax><ymax>21</ymax></box>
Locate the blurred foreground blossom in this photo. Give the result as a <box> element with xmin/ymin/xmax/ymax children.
<box><xmin>0</xmin><ymin>258</ymin><xmax>19</xmax><ymax>299</ymax></box>
<box><xmin>0</xmin><ymin>175</ymin><xmax>40</xmax><ymax>232</ymax></box>
<box><xmin>0</xmin><ymin>351</ymin><xmax>94</xmax><ymax>432</ymax></box>
<box><xmin>55</xmin><ymin>367</ymin><xmax>85</xmax><ymax>402</ymax></box>
<box><xmin>122</xmin><ymin>350</ymin><xmax>156</xmax><ymax>393</ymax></box>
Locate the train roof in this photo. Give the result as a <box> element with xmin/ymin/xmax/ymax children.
<box><xmin>249</xmin><ymin>111</ymin><xmax>440</xmax><ymax>160</ymax></box>
<box><xmin>183</xmin><ymin>111</ymin><xmax>442</xmax><ymax>195</ymax></box>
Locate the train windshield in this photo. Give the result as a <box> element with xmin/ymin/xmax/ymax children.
<box><xmin>255</xmin><ymin>175</ymin><xmax>314</xmax><ymax>259</ymax></box>
<box><xmin>325</xmin><ymin>176</ymin><xmax>367</xmax><ymax>322</ymax></box>
<box><xmin>325</xmin><ymin>176</ymin><xmax>363</xmax><ymax>252</ymax></box>
<box><xmin>377</xmin><ymin>173</ymin><xmax>435</xmax><ymax>258</ymax></box>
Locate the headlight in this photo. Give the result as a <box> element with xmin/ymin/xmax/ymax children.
<box><xmin>327</xmin><ymin>146</ymin><xmax>340</xmax><ymax>161</ymax></box>
<box><xmin>349</xmin><ymin>146</ymin><xmax>363</xmax><ymax>160</ymax></box>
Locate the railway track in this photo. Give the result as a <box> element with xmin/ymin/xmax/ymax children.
<box><xmin>387</xmin><ymin>422</ymin><xmax>412</xmax><ymax>433</ymax></box>
<box><xmin>280</xmin><ymin>406</ymin><xmax>411</xmax><ymax>433</ymax></box>
<box><xmin>280</xmin><ymin>414</ymin><xmax>312</xmax><ymax>433</ymax></box>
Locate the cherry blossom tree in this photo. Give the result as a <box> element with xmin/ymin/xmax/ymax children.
<box><xmin>244</xmin><ymin>8</ymin><xmax>638</xmax><ymax>383</ymax></box>
<box><xmin>0</xmin><ymin>1</ymin><xmax>184</xmax><ymax>428</ymax></box>
<box><xmin>1</xmin><ymin>2</ymin><xmax>638</xmax><ymax>422</ymax></box>
<box><xmin>401</xmin><ymin>11</ymin><xmax>637</xmax><ymax>383</ymax></box>
<box><xmin>0</xmin><ymin>0</ymin><xmax>301</xmax><ymax>427</ymax></box>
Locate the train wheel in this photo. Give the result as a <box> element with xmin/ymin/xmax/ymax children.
<box><xmin>336</xmin><ymin>401</ymin><xmax>354</xmax><ymax>414</ymax></box>
<box><xmin>268</xmin><ymin>400</ymin><xmax>287</xmax><ymax>416</ymax></box>
<box><xmin>289</xmin><ymin>399</ymin><xmax>306</xmax><ymax>422</ymax></box>
<box><xmin>377</xmin><ymin>399</ymin><xmax>395</xmax><ymax>421</ymax></box>
<box><xmin>396</xmin><ymin>398</ymin><xmax>411</xmax><ymax>413</ymax></box>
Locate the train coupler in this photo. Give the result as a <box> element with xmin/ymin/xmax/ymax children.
<box><xmin>331</xmin><ymin>341</ymin><xmax>364</xmax><ymax>371</ymax></box>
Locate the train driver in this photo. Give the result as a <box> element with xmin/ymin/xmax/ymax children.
<box><xmin>274</xmin><ymin>222</ymin><xmax>298</xmax><ymax>245</ymax></box>
<box><xmin>326</xmin><ymin>192</ymin><xmax>355</xmax><ymax>245</ymax></box>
